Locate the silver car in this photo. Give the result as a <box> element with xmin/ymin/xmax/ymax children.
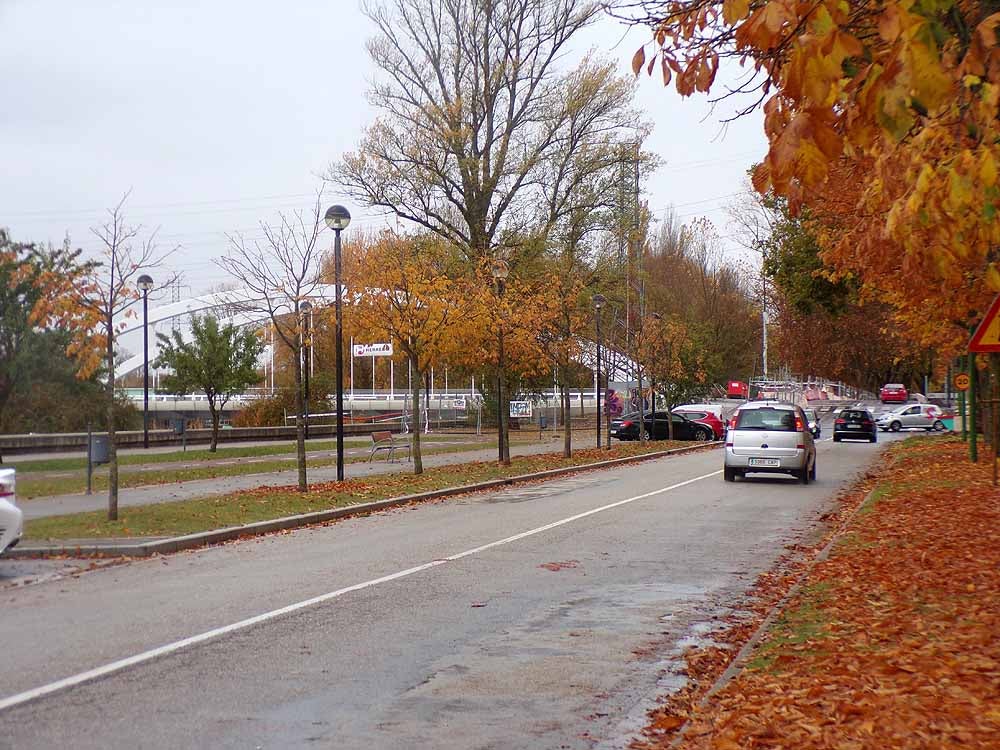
<box><xmin>876</xmin><ymin>404</ymin><xmax>946</xmax><ymax>432</ymax></box>
<box><xmin>724</xmin><ymin>401</ymin><xmax>817</xmax><ymax>483</ymax></box>
<box><xmin>0</xmin><ymin>469</ymin><xmax>23</xmax><ymax>555</ymax></box>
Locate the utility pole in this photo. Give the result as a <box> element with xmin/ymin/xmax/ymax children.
<box><xmin>633</xmin><ymin>142</ymin><xmax>645</xmax><ymax>437</ymax></box>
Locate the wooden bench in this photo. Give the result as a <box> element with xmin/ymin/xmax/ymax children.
<box><xmin>368</xmin><ymin>430</ymin><xmax>411</xmax><ymax>463</ymax></box>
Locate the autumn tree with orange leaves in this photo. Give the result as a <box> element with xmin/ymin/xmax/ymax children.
<box><xmin>627</xmin><ymin>0</ymin><xmax>1000</xmax><ymax>354</ymax></box>
<box><xmin>352</xmin><ymin>233</ymin><xmax>471</xmax><ymax>474</ymax></box>
<box><xmin>641</xmin><ymin>312</ymin><xmax>707</xmax><ymax>438</ymax></box>
<box><xmin>0</xmin><ymin>230</ymin><xmax>98</xmax><ymax>424</ymax></box>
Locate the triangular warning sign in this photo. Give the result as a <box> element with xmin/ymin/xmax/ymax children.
<box><xmin>969</xmin><ymin>294</ymin><xmax>1000</xmax><ymax>353</ymax></box>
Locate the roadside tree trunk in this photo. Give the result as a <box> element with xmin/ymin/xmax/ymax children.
<box><xmin>106</xmin><ymin>311</ymin><xmax>119</xmax><ymax>521</ymax></box>
<box><xmin>208</xmin><ymin>400</ymin><xmax>220</xmax><ymax>453</ymax></box>
<box><xmin>410</xmin><ymin>353</ymin><xmax>423</xmax><ymax>474</ymax></box>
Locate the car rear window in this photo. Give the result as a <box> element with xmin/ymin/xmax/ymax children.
<box><xmin>735</xmin><ymin>408</ymin><xmax>798</xmax><ymax>431</ymax></box>
<box><xmin>841</xmin><ymin>410</ymin><xmax>870</xmax><ymax>420</ymax></box>
<box><xmin>677</xmin><ymin>411</ymin><xmax>707</xmax><ymax>419</ymax></box>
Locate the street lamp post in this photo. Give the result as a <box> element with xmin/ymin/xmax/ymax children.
<box><xmin>593</xmin><ymin>294</ymin><xmax>606</xmax><ymax>449</ymax></box>
<box><xmin>324</xmin><ymin>205</ymin><xmax>351</xmax><ymax>481</ymax></box>
<box><xmin>491</xmin><ymin>259</ymin><xmax>510</xmax><ymax>465</ymax></box>
<box><xmin>137</xmin><ymin>274</ymin><xmax>154</xmax><ymax>450</ymax></box>
<box><xmin>299</xmin><ymin>301</ymin><xmax>312</xmax><ymax>442</ymax></box>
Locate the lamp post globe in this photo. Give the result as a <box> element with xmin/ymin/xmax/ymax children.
<box><xmin>324</xmin><ymin>205</ymin><xmax>352</xmax><ymax>231</ymax></box>
<box><xmin>324</xmin><ymin>205</ymin><xmax>351</xmax><ymax>480</ymax></box>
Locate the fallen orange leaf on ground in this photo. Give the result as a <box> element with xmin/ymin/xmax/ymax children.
<box><xmin>635</xmin><ymin>436</ymin><xmax>1000</xmax><ymax>749</ymax></box>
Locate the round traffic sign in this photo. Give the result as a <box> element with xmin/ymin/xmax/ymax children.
<box><xmin>954</xmin><ymin>373</ymin><xmax>970</xmax><ymax>391</ymax></box>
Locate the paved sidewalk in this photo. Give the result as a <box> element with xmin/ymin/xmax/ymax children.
<box><xmin>21</xmin><ymin>436</ymin><xmax>567</xmax><ymax>519</ymax></box>
<box><xmin>14</xmin><ymin>437</ymin><xmax>475</xmax><ymax>479</ymax></box>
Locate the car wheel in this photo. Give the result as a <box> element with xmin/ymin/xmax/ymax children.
<box><xmin>932</xmin><ymin>420</ymin><xmax>945</xmax><ymax>431</ymax></box>
<box><xmin>833</xmin><ymin>435</ymin><xmax>841</xmax><ymax>442</ymax></box>
<box><xmin>798</xmin><ymin>468</ymin><xmax>809</xmax><ymax>485</ymax></box>
<box><xmin>809</xmin><ymin>461</ymin><xmax>816</xmax><ymax>481</ymax></box>
<box><xmin>869</xmin><ymin>434</ymin><xmax>877</xmax><ymax>443</ymax></box>
<box><xmin>890</xmin><ymin>421</ymin><xmax>902</xmax><ymax>432</ymax></box>
<box><xmin>724</xmin><ymin>467</ymin><xmax>735</xmax><ymax>482</ymax></box>
<box><xmin>693</xmin><ymin>428</ymin><xmax>710</xmax><ymax>441</ymax></box>
<box><xmin>642</xmin><ymin>429</ymin><xmax>652</xmax><ymax>441</ymax></box>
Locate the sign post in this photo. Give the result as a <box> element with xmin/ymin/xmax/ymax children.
<box><xmin>968</xmin><ymin>294</ymin><xmax>1000</xmax><ymax>466</ymax></box>
<box><xmin>955</xmin><ymin>369</ymin><xmax>970</xmax><ymax>441</ymax></box>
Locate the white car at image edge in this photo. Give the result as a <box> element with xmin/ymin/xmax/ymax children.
<box><xmin>0</xmin><ymin>468</ymin><xmax>23</xmax><ymax>555</ymax></box>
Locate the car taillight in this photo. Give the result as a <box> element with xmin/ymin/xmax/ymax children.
<box><xmin>795</xmin><ymin>416</ymin><xmax>805</xmax><ymax>431</ymax></box>
<box><xmin>621</xmin><ymin>420</ymin><xmax>633</xmax><ymax>428</ymax></box>
<box><xmin>729</xmin><ymin>417</ymin><xmax>738</xmax><ymax>429</ymax></box>
<box><xmin>863</xmin><ymin>419</ymin><xmax>873</xmax><ymax>426</ymax></box>
<box><xmin>835</xmin><ymin>418</ymin><xmax>846</xmax><ymax>425</ymax></box>
<box><xmin>0</xmin><ymin>473</ymin><xmax>15</xmax><ymax>506</ymax></box>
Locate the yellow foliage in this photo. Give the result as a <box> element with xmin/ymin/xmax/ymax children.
<box><xmin>642</xmin><ymin>0</ymin><xmax>1000</xmax><ymax>351</ymax></box>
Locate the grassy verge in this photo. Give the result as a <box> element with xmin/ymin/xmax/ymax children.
<box><xmin>24</xmin><ymin>440</ymin><xmax>692</xmax><ymax>540</ymax></box>
<box><xmin>14</xmin><ymin>436</ymin><xmax>546</xmax><ymax>499</ymax></box>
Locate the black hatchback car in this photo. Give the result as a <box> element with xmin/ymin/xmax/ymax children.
<box><xmin>612</xmin><ymin>411</ymin><xmax>713</xmax><ymax>442</ymax></box>
<box><xmin>833</xmin><ymin>409</ymin><xmax>877</xmax><ymax>443</ymax></box>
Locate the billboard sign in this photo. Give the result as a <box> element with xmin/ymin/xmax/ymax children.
<box><xmin>352</xmin><ymin>342</ymin><xmax>393</xmax><ymax>357</ymax></box>
<box><xmin>509</xmin><ymin>400</ymin><xmax>531</xmax><ymax>418</ymax></box>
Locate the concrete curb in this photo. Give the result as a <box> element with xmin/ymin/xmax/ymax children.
<box><xmin>11</xmin><ymin>441</ymin><xmax>720</xmax><ymax>559</ymax></box>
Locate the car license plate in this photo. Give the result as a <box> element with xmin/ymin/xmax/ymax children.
<box><xmin>849</xmin><ymin>423</ymin><xmax>860</xmax><ymax>429</ymax></box>
<box><xmin>748</xmin><ymin>458</ymin><xmax>780</xmax><ymax>468</ymax></box>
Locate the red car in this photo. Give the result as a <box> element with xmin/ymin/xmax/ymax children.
<box><xmin>879</xmin><ymin>383</ymin><xmax>908</xmax><ymax>403</ymax></box>
<box><xmin>673</xmin><ymin>408</ymin><xmax>725</xmax><ymax>440</ymax></box>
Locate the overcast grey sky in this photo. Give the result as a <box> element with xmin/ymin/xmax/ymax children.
<box><xmin>2</xmin><ymin>1</ymin><xmax>766</xmax><ymax>298</ymax></box>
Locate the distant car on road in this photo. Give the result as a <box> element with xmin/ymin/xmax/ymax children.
<box><xmin>876</xmin><ymin>403</ymin><xmax>946</xmax><ymax>432</ymax></box>
<box><xmin>613</xmin><ymin>411</ymin><xmax>713</xmax><ymax>442</ymax></box>
<box><xmin>879</xmin><ymin>383</ymin><xmax>909</xmax><ymax>404</ymax></box>
<box><xmin>672</xmin><ymin>406</ymin><xmax>725</xmax><ymax>440</ymax></box>
<box><xmin>724</xmin><ymin>401</ymin><xmax>817</xmax><ymax>483</ymax></box>
<box><xmin>0</xmin><ymin>469</ymin><xmax>23</xmax><ymax>555</ymax></box>
<box><xmin>833</xmin><ymin>409</ymin><xmax>878</xmax><ymax>443</ymax></box>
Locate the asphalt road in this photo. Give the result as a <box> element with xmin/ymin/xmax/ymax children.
<box><xmin>0</xmin><ymin>432</ymin><xmax>901</xmax><ymax>749</ymax></box>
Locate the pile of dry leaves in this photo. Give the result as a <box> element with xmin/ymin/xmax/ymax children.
<box><xmin>638</xmin><ymin>436</ymin><xmax>1000</xmax><ymax>749</ymax></box>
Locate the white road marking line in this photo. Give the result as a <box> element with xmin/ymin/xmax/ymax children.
<box><xmin>0</xmin><ymin>469</ymin><xmax>720</xmax><ymax>713</ymax></box>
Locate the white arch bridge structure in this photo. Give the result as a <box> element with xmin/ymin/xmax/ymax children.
<box><xmin>115</xmin><ymin>286</ymin><xmax>633</xmax><ymax>420</ymax></box>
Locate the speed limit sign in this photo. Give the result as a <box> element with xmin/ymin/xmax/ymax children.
<box><xmin>954</xmin><ymin>373</ymin><xmax>971</xmax><ymax>391</ymax></box>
